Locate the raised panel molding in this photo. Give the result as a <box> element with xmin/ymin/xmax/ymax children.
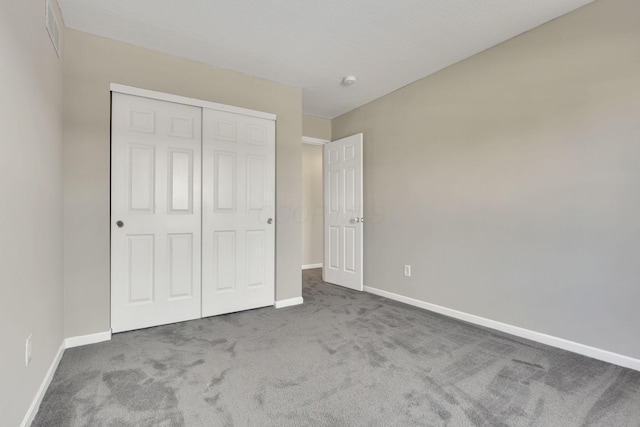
<box><xmin>246</xmin><ymin>155</ymin><xmax>266</xmax><ymax>211</ymax></box>
<box><xmin>128</xmin><ymin>109</ymin><xmax>156</xmax><ymax>133</ymax></box>
<box><xmin>168</xmin><ymin>233</ymin><xmax>193</xmax><ymax>299</ymax></box>
<box><xmin>246</xmin><ymin>230</ymin><xmax>265</xmax><ymax>287</ymax></box>
<box><xmin>329</xmin><ymin>226</ymin><xmax>340</xmax><ymax>269</ymax></box>
<box><xmin>129</xmin><ymin>145</ymin><xmax>155</xmax><ymax>212</ymax></box>
<box><xmin>328</xmin><ymin>148</ymin><xmax>339</xmax><ymax>165</ymax></box>
<box><xmin>247</xmin><ymin>124</ymin><xmax>267</xmax><ymax>146</ymax></box>
<box><xmin>345</xmin><ymin>168</ymin><xmax>356</xmax><ymax>212</ymax></box>
<box><xmin>127</xmin><ymin>235</ymin><xmax>155</xmax><ymax>303</ymax></box>
<box><xmin>216</xmin><ymin>120</ymin><xmax>237</xmax><ymax>142</ymax></box>
<box><xmin>215</xmin><ymin>151</ymin><xmax>237</xmax><ymax>211</ymax></box>
<box><xmin>329</xmin><ymin>170</ymin><xmax>339</xmax><ymax>213</ymax></box>
<box><xmin>344</xmin><ymin>227</ymin><xmax>356</xmax><ymax>272</ymax></box>
<box><xmin>168</xmin><ymin>149</ymin><xmax>193</xmax><ymax>213</ymax></box>
<box><xmin>214</xmin><ymin>231</ymin><xmax>236</xmax><ymax>291</ymax></box>
<box><xmin>170</xmin><ymin>117</ymin><xmax>194</xmax><ymax>139</ymax></box>
<box><xmin>344</xmin><ymin>144</ymin><xmax>356</xmax><ymax>161</ymax></box>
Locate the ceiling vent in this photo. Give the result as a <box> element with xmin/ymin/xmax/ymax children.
<box><xmin>45</xmin><ymin>0</ymin><xmax>61</xmax><ymax>57</ymax></box>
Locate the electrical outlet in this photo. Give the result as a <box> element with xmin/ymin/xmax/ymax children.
<box><xmin>26</xmin><ymin>335</ymin><xmax>32</xmax><ymax>367</ymax></box>
<box><xmin>404</xmin><ymin>265</ymin><xmax>411</xmax><ymax>277</ymax></box>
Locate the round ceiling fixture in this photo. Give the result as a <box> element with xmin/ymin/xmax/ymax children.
<box><xmin>342</xmin><ymin>75</ymin><xmax>357</xmax><ymax>86</ymax></box>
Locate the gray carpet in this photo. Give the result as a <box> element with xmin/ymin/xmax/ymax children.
<box><xmin>33</xmin><ymin>269</ymin><xmax>640</xmax><ymax>426</ymax></box>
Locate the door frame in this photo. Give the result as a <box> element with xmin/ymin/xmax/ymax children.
<box><xmin>301</xmin><ymin>136</ymin><xmax>329</xmax><ymax>271</ymax></box>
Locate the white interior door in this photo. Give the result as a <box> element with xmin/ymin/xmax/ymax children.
<box><xmin>323</xmin><ymin>133</ymin><xmax>363</xmax><ymax>291</ymax></box>
<box><xmin>201</xmin><ymin>109</ymin><xmax>275</xmax><ymax>317</ymax></box>
<box><xmin>111</xmin><ymin>93</ymin><xmax>202</xmax><ymax>333</ymax></box>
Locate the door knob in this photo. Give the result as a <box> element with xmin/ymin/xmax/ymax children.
<box><xmin>350</xmin><ymin>217</ymin><xmax>361</xmax><ymax>223</ymax></box>
<box><xmin>116</xmin><ymin>220</ymin><xmax>124</xmax><ymax>228</ymax></box>
<box><xmin>267</xmin><ymin>218</ymin><xmax>273</xmax><ymax>224</ymax></box>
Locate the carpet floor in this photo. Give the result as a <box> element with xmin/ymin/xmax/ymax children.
<box><xmin>33</xmin><ymin>269</ymin><xmax>640</xmax><ymax>426</ymax></box>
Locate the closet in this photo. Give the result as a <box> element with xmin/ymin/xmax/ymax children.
<box><xmin>110</xmin><ymin>88</ymin><xmax>275</xmax><ymax>333</ymax></box>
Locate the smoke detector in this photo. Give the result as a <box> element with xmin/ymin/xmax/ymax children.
<box><xmin>342</xmin><ymin>75</ymin><xmax>357</xmax><ymax>86</ymax></box>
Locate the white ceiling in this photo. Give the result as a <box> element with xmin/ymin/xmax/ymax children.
<box><xmin>58</xmin><ymin>0</ymin><xmax>592</xmax><ymax>118</ymax></box>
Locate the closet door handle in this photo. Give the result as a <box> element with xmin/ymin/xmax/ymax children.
<box><xmin>267</xmin><ymin>218</ymin><xmax>273</xmax><ymax>224</ymax></box>
<box><xmin>116</xmin><ymin>220</ymin><xmax>124</xmax><ymax>228</ymax></box>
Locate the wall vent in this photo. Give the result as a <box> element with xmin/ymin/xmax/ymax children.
<box><xmin>45</xmin><ymin>0</ymin><xmax>61</xmax><ymax>57</ymax></box>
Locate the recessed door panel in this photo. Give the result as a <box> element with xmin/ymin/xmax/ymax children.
<box><xmin>329</xmin><ymin>226</ymin><xmax>340</xmax><ymax>270</ymax></box>
<box><xmin>168</xmin><ymin>149</ymin><xmax>193</xmax><ymax>213</ymax></box>
<box><xmin>129</xmin><ymin>145</ymin><xmax>155</xmax><ymax>212</ymax></box>
<box><xmin>329</xmin><ymin>170</ymin><xmax>340</xmax><ymax>213</ymax></box>
<box><xmin>129</xmin><ymin>110</ymin><xmax>155</xmax><ymax>134</ymax></box>
<box><xmin>345</xmin><ymin>168</ymin><xmax>356</xmax><ymax>213</ymax></box>
<box><xmin>128</xmin><ymin>235</ymin><xmax>155</xmax><ymax>303</ymax></box>
<box><xmin>344</xmin><ymin>144</ymin><xmax>356</xmax><ymax>161</ymax></box>
<box><xmin>328</xmin><ymin>148</ymin><xmax>339</xmax><ymax>165</ymax></box>
<box><xmin>214</xmin><ymin>231</ymin><xmax>236</xmax><ymax>291</ymax></box>
<box><xmin>170</xmin><ymin>117</ymin><xmax>194</xmax><ymax>139</ymax></box>
<box><xmin>168</xmin><ymin>233</ymin><xmax>193</xmax><ymax>299</ymax></box>
<box><xmin>246</xmin><ymin>230</ymin><xmax>265</xmax><ymax>287</ymax></box>
<box><xmin>247</xmin><ymin>125</ymin><xmax>267</xmax><ymax>146</ymax></box>
<box><xmin>215</xmin><ymin>151</ymin><xmax>236</xmax><ymax>211</ymax></box>
<box><xmin>247</xmin><ymin>155</ymin><xmax>265</xmax><ymax>211</ymax></box>
<box><xmin>344</xmin><ymin>227</ymin><xmax>356</xmax><ymax>273</ymax></box>
<box><xmin>216</xmin><ymin>120</ymin><xmax>237</xmax><ymax>142</ymax></box>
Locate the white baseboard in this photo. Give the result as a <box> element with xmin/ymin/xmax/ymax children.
<box><xmin>275</xmin><ymin>297</ymin><xmax>304</xmax><ymax>309</ymax></box>
<box><xmin>22</xmin><ymin>331</ymin><xmax>113</xmax><ymax>424</ymax></box>
<box><xmin>64</xmin><ymin>330</ymin><xmax>112</xmax><ymax>349</ymax></box>
<box><xmin>302</xmin><ymin>263</ymin><xmax>323</xmax><ymax>270</ymax></box>
<box><xmin>364</xmin><ymin>285</ymin><xmax>640</xmax><ymax>372</ymax></box>
<box><xmin>20</xmin><ymin>343</ymin><xmax>65</xmax><ymax>427</ymax></box>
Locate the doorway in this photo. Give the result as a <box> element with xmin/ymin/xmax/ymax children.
<box><xmin>301</xmin><ymin>133</ymin><xmax>364</xmax><ymax>291</ymax></box>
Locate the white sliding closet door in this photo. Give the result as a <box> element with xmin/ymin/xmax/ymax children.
<box><xmin>111</xmin><ymin>93</ymin><xmax>202</xmax><ymax>333</ymax></box>
<box><xmin>202</xmin><ymin>109</ymin><xmax>276</xmax><ymax>317</ymax></box>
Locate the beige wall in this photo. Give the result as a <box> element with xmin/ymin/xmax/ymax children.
<box><xmin>63</xmin><ymin>29</ymin><xmax>302</xmax><ymax>338</ymax></box>
<box><xmin>301</xmin><ymin>144</ymin><xmax>324</xmax><ymax>266</ymax></box>
<box><xmin>333</xmin><ymin>0</ymin><xmax>640</xmax><ymax>359</ymax></box>
<box><xmin>301</xmin><ymin>114</ymin><xmax>330</xmax><ymax>267</ymax></box>
<box><xmin>0</xmin><ymin>1</ymin><xmax>64</xmax><ymax>425</ymax></box>
<box><xmin>303</xmin><ymin>114</ymin><xmax>332</xmax><ymax>140</ymax></box>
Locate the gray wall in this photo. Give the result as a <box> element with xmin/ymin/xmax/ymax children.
<box><xmin>332</xmin><ymin>0</ymin><xmax>640</xmax><ymax>359</ymax></box>
<box><xmin>63</xmin><ymin>29</ymin><xmax>302</xmax><ymax>338</ymax></box>
<box><xmin>0</xmin><ymin>1</ymin><xmax>64</xmax><ymax>425</ymax></box>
